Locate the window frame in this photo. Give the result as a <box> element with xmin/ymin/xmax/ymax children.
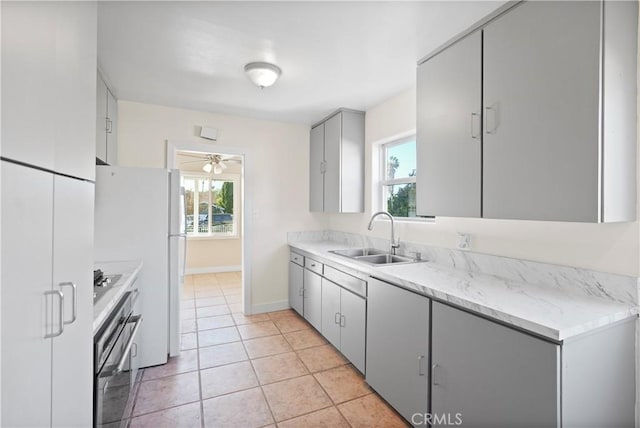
<box><xmin>183</xmin><ymin>172</ymin><xmax>240</xmax><ymax>239</ymax></box>
<box><xmin>379</xmin><ymin>135</ymin><xmax>417</xmax><ymax>219</ymax></box>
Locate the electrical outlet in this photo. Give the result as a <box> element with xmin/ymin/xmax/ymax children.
<box><xmin>457</xmin><ymin>233</ymin><xmax>471</xmax><ymax>251</ymax></box>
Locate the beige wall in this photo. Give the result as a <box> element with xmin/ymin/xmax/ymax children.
<box><xmin>186</xmin><ymin>238</ymin><xmax>242</xmax><ymax>270</ymax></box>
<box><xmin>117</xmin><ymin>100</ymin><xmax>329</xmax><ymax>309</ymax></box>
<box><xmin>329</xmin><ymin>86</ymin><xmax>640</xmax><ymax>277</ymax></box>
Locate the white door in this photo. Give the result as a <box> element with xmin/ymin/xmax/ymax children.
<box><xmin>1</xmin><ymin>162</ymin><xmax>54</xmax><ymax>427</ymax></box>
<box><xmin>51</xmin><ymin>176</ymin><xmax>94</xmax><ymax>427</ymax></box>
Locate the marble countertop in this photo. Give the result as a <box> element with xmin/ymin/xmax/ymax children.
<box><xmin>93</xmin><ymin>260</ymin><xmax>143</xmax><ymax>334</ymax></box>
<box><xmin>289</xmin><ymin>240</ymin><xmax>638</xmax><ymax>342</ymax></box>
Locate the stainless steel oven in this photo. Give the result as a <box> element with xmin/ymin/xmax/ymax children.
<box><xmin>94</xmin><ymin>290</ymin><xmax>143</xmax><ymax>427</ymax></box>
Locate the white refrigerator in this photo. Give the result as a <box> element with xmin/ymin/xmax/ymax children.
<box><xmin>94</xmin><ymin>166</ymin><xmax>186</xmax><ymax>368</ymax></box>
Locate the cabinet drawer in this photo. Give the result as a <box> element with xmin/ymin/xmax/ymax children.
<box><xmin>324</xmin><ymin>265</ymin><xmax>366</xmax><ymax>298</ymax></box>
<box><xmin>290</xmin><ymin>251</ymin><xmax>304</xmax><ymax>266</ymax></box>
<box><xmin>305</xmin><ymin>257</ymin><xmax>323</xmax><ymax>275</ymax></box>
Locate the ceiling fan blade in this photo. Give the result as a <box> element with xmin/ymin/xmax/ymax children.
<box><xmin>219</xmin><ymin>162</ymin><xmax>228</xmax><ymax>169</ymax></box>
<box><xmin>180</xmin><ymin>159</ymin><xmax>207</xmax><ymax>164</ymax></box>
<box><xmin>179</xmin><ymin>153</ymin><xmax>209</xmax><ymax>159</ymax></box>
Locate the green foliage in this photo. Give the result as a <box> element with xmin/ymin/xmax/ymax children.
<box><xmin>216</xmin><ymin>182</ymin><xmax>234</xmax><ymax>214</ymax></box>
<box><xmin>387</xmin><ymin>183</ymin><xmax>416</xmax><ymax>217</ymax></box>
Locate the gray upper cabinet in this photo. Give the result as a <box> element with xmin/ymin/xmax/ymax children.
<box><xmin>96</xmin><ymin>71</ymin><xmax>118</xmax><ymax>165</ymax></box>
<box><xmin>416</xmin><ymin>0</ymin><xmax>637</xmax><ymax>222</ymax></box>
<box><xmin>431</xmin><ymin>301</ymin><xmax>560</xmax><ymax>428</ymax></box>
<box><xmin>309</xmin><ymin>109</ymin><xmax>365</xmax><ymax>213</ymax></box>
<box><xmin>483</xmin><ymin>1</ymin><xmax>601</xmax><ymax>222</ymax></box>
<box><xmin>417</xmin><ymin>31</ymin><xmax>482</xmax><ymax>218</ymax></box>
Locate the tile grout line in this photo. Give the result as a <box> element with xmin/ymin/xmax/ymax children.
<box><xmin>242</xmin><ymin>332</ymin><xmax>279</xmax><ymax>426</ymax></box>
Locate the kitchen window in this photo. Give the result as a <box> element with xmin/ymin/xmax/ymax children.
<box><xmin>183</xmin><ymin>175</ymin><xmax>239</xmax><ymax>237</ymax></box>
<box><xmin>379</xmin><ymin>136</ymin><xmax>417</xmax><ymax>218</ymax></box>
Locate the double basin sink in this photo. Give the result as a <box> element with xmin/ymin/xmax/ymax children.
<box><xmin>329</xmin><ymin>248</ymin><xmax>420</xmax><ymax>265</ymax></box>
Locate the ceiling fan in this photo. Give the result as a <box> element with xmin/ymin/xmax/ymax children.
<box><xmin>179</xmin><ymin>153</ymin><xmax>239</xmax><ymax>174</ymax></box>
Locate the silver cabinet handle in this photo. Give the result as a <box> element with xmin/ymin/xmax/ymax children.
<box><xmin>310</xmin><ymin>263</ymin><xmax>316</xmax><ymax>268</ymax></box>
<box><xmin>334</xmin><ymin>312</ymin><xmax>340</xmax><ymax>324</ymax></box>
<box><xmin>44</xmin><ymin>290</ymin><xmax>64</xmax><ymax>338</ymax></box>
<box><xmin>320</xmin><ymin>161</ymin><xmax>326</xmax><ymax>174</ymax></box>
<box><xmin>106</xmin><ymin>118</ymin><xmax>113</xmax><ymax>133</ymax></box>
<box><xmin>432</xmin><ymin>363</ymin><xmax>440</xmax><ymax>385</ymax></box>
<box><xmin>418</xmin><ymin>355</ymin><xmax>425</xmax><ymax>376</ymax></box>
<box><xmin>59</xmin><ymin>282</ymin><xmax>77</xmax><ymax>325</ymax></box>
<box><xmin>299</xmin><ymin>287</ymin><xmax>304</xmax><ymax>297</ymax></box>
<box><xmin>485</xmin><ymin>105</ymin><xmax>497</xmax><ymax>134</ymax></box>
<box><xmin>340</xmin><ymin>315</ymin><xmax>346</xmax><ymax>328</ymax></box>
<box><xmin>470</xmin><ymin>112</ymin><xmax>480</xmax><ymax>139</ymax></box>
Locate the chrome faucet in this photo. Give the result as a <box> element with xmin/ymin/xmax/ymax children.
<box><xmin>367</xmin><ymin>211</ymin><xmax>400</xmax><ymax>255</ymax></box>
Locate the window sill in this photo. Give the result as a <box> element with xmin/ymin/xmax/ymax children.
<box><xmin>371</xmin><ymin>216</ymin><xmax>435</xmax><ymax>224</ymax></box>
<box><xmin>187</xmin><ymin>234</ymin><xmax>241</xmax><ymax>241</ymax></box>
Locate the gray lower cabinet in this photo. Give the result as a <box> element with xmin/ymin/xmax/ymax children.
<box><xmin>431</xmin><ymin>302</ymin><xmax>560</xmax><ymax>428</ymax></box>
<box><xmin>288</xmin><ymin>251</ymin><xmax>304</xmax><ymax>316</ymax></box>
<box><xmin>303</xmin><ymin>269</ymin><xmax>322</xmax><ymax>331</ymax></box>
<box><xmin>321</xmin><ymin>279</ymin><xmax>366</xmax><ymax>373</ymax></box>
<box><xmin>366</xmin><ymin>277</ymin><xmax>430</xmax><ymax>423</ymax></box>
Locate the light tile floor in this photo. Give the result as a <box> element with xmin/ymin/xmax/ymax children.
<box><xmin>125</xmin><ymin>273</ymin><xmax>408</xmax><ymax>427</ymax></box>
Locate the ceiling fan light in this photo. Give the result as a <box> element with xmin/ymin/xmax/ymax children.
<box><xmin>213</xmin><ymin>164</ymin><xmax>223</xmax><ymax>174</ymax></box>
<box><xmin>203</xmin><ymin>162</ymin><xmax>213</xmax><ymax>173</ymax></box>
<box><xmin>244</xmin><ymin>62</ymin><xmax>281</xmax><ymax>88</ymax></box>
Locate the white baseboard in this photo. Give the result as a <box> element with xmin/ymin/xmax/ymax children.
<box><xmin>251</xmin><ymin>300</ymin><xmax>290</xmax><ymax>315</ymax></box>
<box><xmin>186</xmin><ymin>265</ymin><xmax>242</xmax><ymax>275</ymax></box>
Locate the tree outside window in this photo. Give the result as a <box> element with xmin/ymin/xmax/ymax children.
<box><xmin>380</xmin><ymin>137</ymin><xmax>417</xmax><ymax>218</ymax></box>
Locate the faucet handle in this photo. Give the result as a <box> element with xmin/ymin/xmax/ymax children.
<box><xmin>410</xmin><ymin>251</ymin><xmax>422</xmax><ymax>261</ymax></box>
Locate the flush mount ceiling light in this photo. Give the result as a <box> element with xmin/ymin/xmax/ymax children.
<box><xmin>244</xmin><ymin>62</ymin><xmax>282</xmax><ymax>88</ymax></box>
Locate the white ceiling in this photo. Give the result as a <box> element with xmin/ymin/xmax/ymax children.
<box><xmin>98</xmin><ymin>1</ymin><xmax>504</xmax><ymax>125</ymax></box>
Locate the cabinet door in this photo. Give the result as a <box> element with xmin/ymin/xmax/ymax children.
<box><xmin>2</xmin><ymin>2</ymin><xmax>57</xmax><ymax>170</ymax></box>
<box><xmin>416</xmin><ymin>31</ymin><xmax>481</xmax><ymax>217</ymax></box>
<box><xmin>309</xmin><ymin>124</ymin><xmax>325</xmax><ymax>212</ymax></box>
<box><xmin>302</xmin><ymin>270</ymin><xmax>322</xmax><ymax>331</ymax></box>
<box><xmin>366</xmin><ymin>278</ymin><xmax>429</xmax><ymax>423</ymax></box>
<box><xmin>96</xmin><ymin>73</ymin><xmax>108</xmax><ymax>163</ymax></box>
<box><xmin>482</xmin><ymin>1</ymin><xmax>601</xmax><ymax>221</ymax></box>
<box><xmin>339</xmin><ymin>288</ymin><xmax>366</xmax><ymax>374</ymax></box>
<box><xmin>1</xmin><ymin>161</ymin><xmax>54</xmax><ymax>427</ymax></box>
<box><xmin>106</xmin><ymin>88</ymin><xmax>118</xmax><ymax>165</ymax></box>
<box><xmin>51</xmin><ymin>176</ymin><xmax>94</xmax><ymax>427</ymax></box>
<box><xmin>320</xmin><ymin>279</ymin><xmax>341</xmax><ymax>349</ymax></box>
<box><xmin>53</xmin><ymin>1</ymin><xmax>97</xmax><ymax>181</ymax></box>
<box><xmin>431</xmin><ymin>302</ymin><xmax>559</xmax><ymax>428</ymax></box>
<box><xmin>323</xmin><ymin>113</ymin><xmax>342</xmax><ymax>213</ymax></box>
<box><xmin>288</xmin><ymin>262</ymin><xmax>304</xmax><ymax>316</ymax></box>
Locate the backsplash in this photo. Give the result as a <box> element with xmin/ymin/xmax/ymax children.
<box><xmin>287</xmin><ymin>230</ymin><xmax>639</xmax><ymax>306</ymax></box>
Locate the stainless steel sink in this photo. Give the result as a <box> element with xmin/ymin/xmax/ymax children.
<box><xmin>330</xmin><ymin>248</ymin><xmax>387</xmax><ymax>258</ymax></box>
<box><xmin>330</xmin><ymin>248</ymin><xmax>419</xmax><ymax>265</ymax></box>
<box><xmin>354</xmin><ymin>254</ymin><xmax>415</xmax><ymax>265</ymax></box>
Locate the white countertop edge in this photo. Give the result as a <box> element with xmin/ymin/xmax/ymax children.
<box><xmin>93</xmin><ymin>260</ymin><xmax>144</xmax><ymax>334</ymax></box>
<box><xmin>289</xmin><ymin>241</ymin><xmax>638</xmax><ymax>342</ymax></box>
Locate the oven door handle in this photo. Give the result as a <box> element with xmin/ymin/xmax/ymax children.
<box><xmin>99</xmin><ymin>315</ymin><xmax>143</xmax><ymax>378</ymax></box>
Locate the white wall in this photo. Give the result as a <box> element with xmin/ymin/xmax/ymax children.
<box><xmin>117</xmin><ymin>100</ymin><xmax>328</xmax><ymax>309</ymax></box>
<box><xmin>329</xmin><ymin>86</ymin><xmax>640</xmax><ymax>277</ymax></box>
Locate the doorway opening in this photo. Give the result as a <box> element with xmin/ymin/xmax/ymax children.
<box><xmin>167</xmin><ymin>141</ymin><xmax>252</xmax><ymax>318</ymax></box>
